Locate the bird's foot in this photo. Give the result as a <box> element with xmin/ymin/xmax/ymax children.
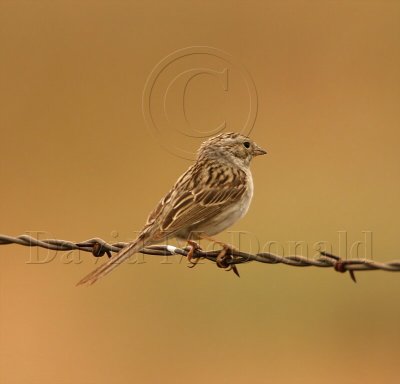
<box><xmin>186</xmin><ymin>240</ymin><xmax>202</xmax><ymax>268</ymax></box>
<box><xmin>197</xmin><ymin>235</ymin><xmax>240</xmax><ymax>277</ymax></box>
<box><xmin>216</xmin><ymin>243</ymin><xmax>240</xmax><ymax>278</ymax></box>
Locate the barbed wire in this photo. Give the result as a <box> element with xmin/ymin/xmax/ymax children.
<box><xmin>1</xmin><ymin>233</ymin><xmax>400</xmax><ymax>282</ymax></box>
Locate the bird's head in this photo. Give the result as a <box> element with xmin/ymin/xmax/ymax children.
<box><xmin>197</xmin><ymin>132</ymin><xmax>267</xmax><ymax>167</ymax></box>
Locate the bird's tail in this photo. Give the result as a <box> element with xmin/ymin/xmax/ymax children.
<box><xmin>76</xmin><ymin>236</ymin><xmax>147</xmax><ymax>286</ymax></box>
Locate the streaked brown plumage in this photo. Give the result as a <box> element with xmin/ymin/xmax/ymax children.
<box><xmin>77</xmin><ymin>132</ymin><xmax>266</xmax><ymax>285</ymax></box>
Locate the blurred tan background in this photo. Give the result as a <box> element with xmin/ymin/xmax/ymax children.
<box><xmin>1</xmin><ymin>1</ymin><xmax>400</xmax><ymax>383</ymax></box>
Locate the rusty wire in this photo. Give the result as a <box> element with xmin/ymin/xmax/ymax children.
<box><xmin>1</xmin><ymin>233</ymin><xmax>400</xmax><ymax>282</ymax></box>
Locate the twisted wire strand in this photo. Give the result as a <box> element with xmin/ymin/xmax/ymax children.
<box><xmin>1</xmin><ymin>234</ymin><xmax>400</xmax><ymax>281</ymax></box>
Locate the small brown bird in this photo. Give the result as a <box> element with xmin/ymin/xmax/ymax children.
<box><xmin>77</xmin><ymin>132</ymin><xmax>266</xmax><ymax>285</ymax></box>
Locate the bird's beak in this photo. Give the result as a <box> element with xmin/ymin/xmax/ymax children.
<box><xmin>253</xmin><ymin>143</ymin><xmax>267</xmax><ymax>156</ymax></box>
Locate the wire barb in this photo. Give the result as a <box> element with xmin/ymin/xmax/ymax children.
<box><xmin>1</xmin><ymin>234</ymin><xmax>400</xmax><ymax>279</ymax></box>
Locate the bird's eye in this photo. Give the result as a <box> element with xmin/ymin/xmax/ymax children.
<box><xmin>243</xmin><ymin>141</ymin><xmax>250</xmax><ymax>149</ymax></box>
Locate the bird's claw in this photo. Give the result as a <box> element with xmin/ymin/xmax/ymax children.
<box><xmin>186</xmin><ymin>240</ymin><xmax>202</xmax><ymax>268</ymax></box>
<box><xmin>216</xmin><ymin>244</ymin><xmax>240</xmax><ymax>277</ymax></box>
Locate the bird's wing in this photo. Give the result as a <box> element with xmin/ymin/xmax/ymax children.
<box><xmin>147</xmin><ymin>161</ymin><xmax>248</xmax><ymax>240</ymax></box>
